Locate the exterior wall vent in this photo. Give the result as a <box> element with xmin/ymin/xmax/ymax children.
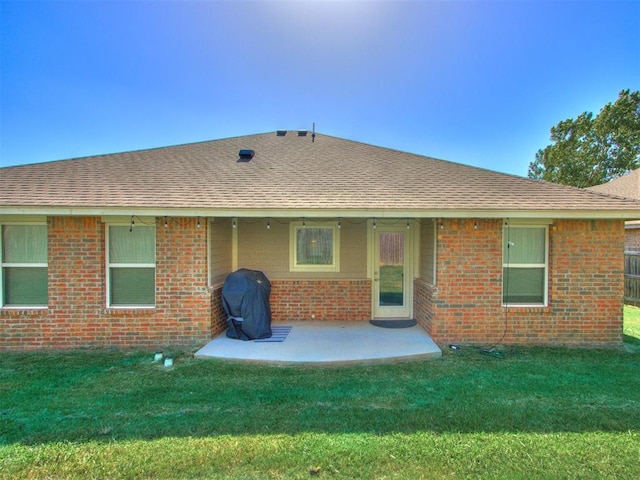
<box><xmin>238</xmin><ymin>149</ymin><xmax>255</xmax><ymax>162</ymax></box>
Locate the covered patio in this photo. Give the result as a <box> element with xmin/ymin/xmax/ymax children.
<box><xmin>195</xmin><ymin>321</ymin><xmax>442</xmax><ymax>365</ymax></box>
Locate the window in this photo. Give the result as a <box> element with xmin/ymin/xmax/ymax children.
<box><xmin>107</xmin><ymin>225</ymin><xmax>155</xmax><ymax>307</ymax></box>
<box><xmin>290</xmin><ymin>222</ymin><xmax>340</xmax><ymax>272</ymax></box>
<box><xmin>503</xmin><ymin>225</ymin><xmax>548</xmax><ymax>306</ymax></box>
<box><xmin>1</xmin><ymin>224</ymin><xmax>48</xmax><ymax>307</ymax></box>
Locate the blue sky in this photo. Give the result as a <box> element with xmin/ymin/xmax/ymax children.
<box><xmin>1</xmin><ymin>0</ymin><xmax>638</xmax><ymax>175</ymax></box>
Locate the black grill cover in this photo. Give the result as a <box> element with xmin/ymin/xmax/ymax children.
<box><xmin>221</xmin><ymin>269</ymin><xmax>272</xmax><ymax>340</ymax></box>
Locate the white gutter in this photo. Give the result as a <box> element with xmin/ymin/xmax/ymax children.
<box><xmin>2</xmin><ymin>206</ymin><xmax>640</xmax><ymax>220</ymax></box>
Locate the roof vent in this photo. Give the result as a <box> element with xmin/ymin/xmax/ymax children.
<box><xmin>276</xmin><ymin>130</ymin><xmax>287</xmax><ymax>136</ymax></box>
<box><xmin>298</xmin><ymin>130</ymin><xmax>308</xmax><ymax>137</ymax></box>
<box><xmin>238</xmin><ymin>149</ymin><xmax>255</xmax><ymax>162</ymax></box>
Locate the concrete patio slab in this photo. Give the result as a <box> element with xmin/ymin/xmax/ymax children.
<box><xmin>195</xmin><ymin>321</ymin><xmax>442</xmax><ymax>365</ymax></box>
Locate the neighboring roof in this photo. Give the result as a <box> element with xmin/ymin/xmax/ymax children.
<box><xmin>588</xmin><ymin>169</ymin><xmax>640</xmax><ymax>200</ymax></box>
<box><xmin>2</xmin><ymin>131</ymin><xmax>640</xmax><ymax>218</ymax></box>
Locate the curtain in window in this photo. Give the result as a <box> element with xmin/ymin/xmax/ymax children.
<box><xmin>2</xmin><ymin>225</ymin><xmax>48</xmax><ymax>306</ymax></box>
<box><xmin>503</xmin><ymin>226</ymin><xmax>546</xmax><ymax>305</ymax></box>
<box><xmin>296</xmin><ymin>228</ymin><xmax>333</xmax><ymax>265</ymax></box>
<box><xmin>109</xmin><ymin>226</ymin><xmax>155</xmax><ymax>306</ymax></box>
<box><xmin>2</xmin><ymin>225</ymin><xmax>47</xmax><ymax>263</ymax></box>
<box><xmin>503</xmin><ymin>227</ymin><xmax>545</xmax><ymax>264</ymax></box>
<box><xmin>109</xmin><ymin>226</ymin><xmax>155</xmax><ymax>264</ymax></box>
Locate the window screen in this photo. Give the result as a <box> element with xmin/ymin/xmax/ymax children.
<box><xmin>1</xmin><ymin>224</ymin><xmax>48</xmax><ymax>307</ymax></box>
<box><xmin>503</xmin><ymin>226</ymin><xmax>547</xmax><ymax>305</ymax></box>
<box><xmin>108</xmin><ymin>226</ymin><xmax>155</xmax><ymax>307</ymax></box>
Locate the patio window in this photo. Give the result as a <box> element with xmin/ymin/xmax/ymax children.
<box><xmin>290</xmin><ymin>222</ymin><xmax>340</xmax><ymax>272</ymax></box>
<box><xmin>503</xmin><ymin>225</ymin><xmax>548</xmax><ymax>306</ymax></box>
<box><xmin>0</xmin><ymin>224</ymin><xmax>48</xmax><ymax>307</ymax></box>
<box><xmin>107</xmin><ymin>225</ymin><xmax>155</xmax><ymax>307</ymax></box>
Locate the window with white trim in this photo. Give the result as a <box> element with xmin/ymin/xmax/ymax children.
<box><xmin>503</xmin><ymin>225</ymin><xmax>548</xmax><ymax>306</ymax></box>
<box><xmin>1</xmin><ymin>224</ymin><xmax>48</xmax><ymax>307</ymax></box>
<box><xmin>290</xmin><ymin>222</ymin><xmax>340</xmax><ymax>272</ymax></box>
<box><xmin>107</xmin><ymin>225</ymin><xmax>156</xmax><ymax>307</ymax></box>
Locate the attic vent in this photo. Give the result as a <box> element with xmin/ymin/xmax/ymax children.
<box><xmin>298</xmin><ymin>130</ymin><xmax>308</xmax><ymax>137</ymax></box>
<box><xmin>276</xmin><ymin>130</ymin><xmax>287</xmax><ymax>136</ymax></box>
<box><xmin>238</xmin><ymin>149</ymin><xmax>255</xmax><ymax>162</ymax></box>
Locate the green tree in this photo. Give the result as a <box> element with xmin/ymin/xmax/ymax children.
<box><xmin>528</xmin><ymin>89</ymin><xmax>640</xmax><ymax>188</ymax></box>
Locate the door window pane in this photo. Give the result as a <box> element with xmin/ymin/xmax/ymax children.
<box><xmin>379</xmin><ymin>232</ymin><xmax>404</xmax><ymax>306</ymax></box>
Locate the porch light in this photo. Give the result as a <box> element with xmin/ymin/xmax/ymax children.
<box><xmin>130</xmin><ymin>216</ymin><xmax>135</xmax><ymax>232</ymax></box>
<box><xmin>266</xmin><ymin>218</ymin><xmax>271</xmax><ymax>230</ymax></box>
<box><xmin>337</xmin><ymin>220</ymin><xmax>342</xmax><ymax>229</ymax></box>
<box><xmin>164</xmin><ymin>216</ymin><xmax>168</xmax><ymax>228</ymax></box>
<box><xmin>474</xmin><ymin>221</ymin><xmax>478</xmax><ymax>230</ymax></box>
<box><xmin>406</xmin><ymin>220</ymin><xmax>411</xmax><ymax>229</ymax></box>
<box><xmin>373</xmin><ymin>219</ymin><xmax>377</xmax><ymax>229</ymax></box>
<box><xmin>439</xmin><ymin>220</ymin><xmax>444</xmax><ymax>229</ymax></box>
<box><xmin>232</xmin><ymin>219</ymin><xmax>237</xmax><ymax>228</ymax></box>
<box><xmin>197</xmin><ymin>217</ymin><xmax>201</xmax><ymax>228</ymax></box>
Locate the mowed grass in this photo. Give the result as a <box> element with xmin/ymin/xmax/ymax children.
<box><xmin>1</xmin><ymin>330</ymin><xmax>640</xmax><ymax>478</ymax></box>
<box><xmin>624</xmin><ymin>305</ymin><xmax>640</xmax><ymax>343</ymax></box>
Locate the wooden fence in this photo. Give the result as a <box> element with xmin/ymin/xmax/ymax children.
<box><xmin>625</xmin><ymin>251</ymin><xmax>640</xmax><ymax>306</ymax></box>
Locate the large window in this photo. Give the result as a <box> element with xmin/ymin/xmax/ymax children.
<box><xmin>290</xmin><ymin>222</ymin><xmax>340</xmax><ymax>272</ymax></box>
<box><xmin>503</xmin><ymin>225</ymin><xmax>548</xmax><ymax>306</ymax></box>
<box><xmin>107</xmin><ymin>225</ymin><xmax>155</xmax><ymax>307</ymax></box>
<box><xmin>1</xmin><ymin>224</ymin><xmax>48</xmax><ymax>307</ymax></box>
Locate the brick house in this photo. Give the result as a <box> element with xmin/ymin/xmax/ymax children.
<box><xmin>2</xmin><ymin>131</ymin><xmax>639</xmax><ymax>350</ymax></box>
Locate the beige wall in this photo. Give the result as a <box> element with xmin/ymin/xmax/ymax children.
<box><xmin>209</xmin><ymin>218</ymin><xmax>233</xmax><ymax>286</ymax></box>
<box><xmin>236</xmin><ymin>218</ymin><xmax>368</xmax><ymax>280</ymax></box>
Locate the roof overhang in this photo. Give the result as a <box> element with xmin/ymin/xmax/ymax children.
<box><xmin>2</xmin><ymin>206</ymin><xmax>640</xmax><ymax>221</ymax></box>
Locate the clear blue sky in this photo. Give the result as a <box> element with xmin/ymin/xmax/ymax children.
<box><xmin>1</xmin><ymin>0</ymin><xmax>638</xmax><ymax>175</ymax></box>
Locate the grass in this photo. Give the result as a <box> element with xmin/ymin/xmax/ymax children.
<box><xmin>1</xmin><ymin>340</ymin><xmax>640</xmax><ymax>479</ymax></box>
<box><xmin>624</xmin><ymin>305</ymin><xmax>640</xmax><ymax>344</ymax></box>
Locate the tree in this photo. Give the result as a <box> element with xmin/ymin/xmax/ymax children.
<box><xmin>528</xmin><ymin>90</ymin><xmax>640</xmax><ymax>188</ymax></box>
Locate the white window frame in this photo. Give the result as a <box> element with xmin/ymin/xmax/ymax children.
<box><xmin>502</xmin><ymin>223</ymin><xmax>549</xmax><ymax>307</ymax></box>
<box><xmin>289</xmin><ymin>221</ymin><xmax>340</xmax><ymax>273</ymax></box>
<box><xmin>106</xmin><ymin>223</ymin><xmax>156</xmax><ymax>308</ymax></box>
<box><xmin>0</xmin><ymin>221</ymin><xmax>48</xmax><ymax>309</ymax></box>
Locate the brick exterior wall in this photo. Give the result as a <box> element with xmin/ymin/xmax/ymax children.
<box><xmin>270</xmin><ymin>279</ymin><xmax>371</xmax><ymax>322</ymax></box>
<box><xmin>1</xmin><ymin>215</ymin><xmax>625</xmax><ymax>350</ymax></box>
<box><xmin>415</xmin><ymin>218</ymin><xmax>624</xmax><ymax>347</ymax></box>
<box><xmin>0</xmin><ymin>216</ymin><xmax>213</xmax><ymax>350</ymax></box>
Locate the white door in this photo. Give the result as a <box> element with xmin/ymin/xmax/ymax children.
<box><xmin>372</xmin><ymin>227</ymin><xmax>412</xmax><ymax>318</ymax></box>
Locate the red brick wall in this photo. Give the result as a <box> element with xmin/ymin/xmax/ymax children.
<box><xmin>418</xmin><ymin>218</ymin><xmax>624</xmax><ymax>346</ymax></box>
<box><xmin>270</xmin><ymin>279</ymin><xmax>371</xmax><ymax>322</ymax></box>
<box><xmin>0</xmin><ymin>216</ymin><xmax>214</xmax><ymax>350</ymax></box>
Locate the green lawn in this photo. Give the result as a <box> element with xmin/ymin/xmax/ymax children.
<box><xmin>2</xmin><ymin>340</ymin><xmax>640</xmax><ymax>479</ymax></box>
<box><xmin>624</xmin><ymin>305</ymin><xmax>640</xmax><ymax>343</ymax></box>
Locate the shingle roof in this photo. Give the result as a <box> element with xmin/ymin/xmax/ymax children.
<box><xmin>588</xmin><ymin>169</ymin><xmax>640</xmax><ymax>200</ymax></box>
<box><xmin>2</xmin><ymin>131</ymin><xmax>640</xmax><ymax>218</ymax></box>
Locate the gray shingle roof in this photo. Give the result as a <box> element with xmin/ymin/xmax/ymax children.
<box><xmin>2</xmin><ymin>131</ymin><xmax>640</xmax><ymax>218</ymax></box>
<box><xmin>588</xmin><ymin>169</ymin><xmax>640</xmax><ymax>200</ymax></box>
